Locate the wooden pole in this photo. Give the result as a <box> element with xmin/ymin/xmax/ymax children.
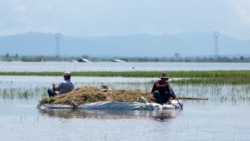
<box><xmin>178</xmin><ymin>97</ymin><xmax>208</xmax><ymax>100</ymax></box>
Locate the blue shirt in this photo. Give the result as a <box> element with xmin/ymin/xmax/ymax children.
<box><xmin>57</xmin><ymin>80</ymin><xmax>74</xmax><ymax>94</ymax></box>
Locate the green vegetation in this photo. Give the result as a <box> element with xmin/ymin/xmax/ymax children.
<box><xmin>0</xmin><ymin>70</ymin><xmax>249</xmax><ymax>84</ymax></box>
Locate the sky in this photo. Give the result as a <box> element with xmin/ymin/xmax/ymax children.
<box><xmin>0</xmin><ymin>0</ymin><xmax>250</xmax><ymax>39</ymax></box>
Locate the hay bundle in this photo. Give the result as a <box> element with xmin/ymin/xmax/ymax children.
<box><xmin>41</xmin><ymin>86</ymin><xmax>155</xmax><ymax>105</ymax></box>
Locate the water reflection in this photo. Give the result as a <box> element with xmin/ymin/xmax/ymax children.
<box><xmin>38</xmin><ymin>108</ymin><xmax>181</xmax><ymax>122</ymax></box>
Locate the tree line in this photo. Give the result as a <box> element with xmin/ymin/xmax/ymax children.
<box><xmin>0</xmin><ymin>54</ymin><xmax>250</xmax><ymax>62</ymax></box>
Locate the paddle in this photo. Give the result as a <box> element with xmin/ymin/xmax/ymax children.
<box><xmin>176</xmin><ymin>97</ymin><xmax>183</xmax><ymax>110</ymax></box>
<box><xmin>175</xmin><ymin>97</ymin><xmax>183</xmax><ymax>110</ymax></box>
<box><xmin>71</xmin><ymin>100</ymin><xmax>78</xmax><ymax>110</ymax></box>
<box><xmin>171</xmin><ymin>91</ymin><xmax>183</xmax><ymax>110</ymax></box>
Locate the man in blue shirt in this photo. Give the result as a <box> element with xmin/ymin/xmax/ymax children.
<box><xmin>47</xmin><ymin>71</ymin><xmax>74</xmax><ymax>97</ymax></box>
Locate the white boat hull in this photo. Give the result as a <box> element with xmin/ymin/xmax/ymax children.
<box><xmin>38</xmin><ymin>100</ymin><xmax>183</xmax><ymax>111</ymax></box>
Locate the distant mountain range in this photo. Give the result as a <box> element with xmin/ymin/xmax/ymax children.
<box><xmin>0</xmin><ymin>31</ymin><xmax>249</xmax><ymax>57</ymax></box>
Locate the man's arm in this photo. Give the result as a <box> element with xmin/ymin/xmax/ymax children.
<box><xmin>168</xmin><ymin>84</ymin><xmax>177</xmax><ymax>99</ymax></box>
<box><xmin>53</xmin><ymin>83</ymin><xmax>60</xmax><ymax>91</ymax></box>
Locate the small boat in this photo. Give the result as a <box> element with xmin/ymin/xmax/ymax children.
<box><xmin>37</xmin><ymin>86</ymin><xmax>183</xmax><ymax>111</ymax></box>
<box><xmin>38</xmin><ymin>98</ymin><xmax>183</xmax><ymax>111</ymax></box>
<box><xmin>38</xmin><ymin>105</ymin><xmax>181</xmax><ymax>120</ymax></box>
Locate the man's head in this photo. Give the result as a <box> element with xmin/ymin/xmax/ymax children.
<box><xmin>160</xmin><ymin>72</ymin><xmax>169</xmax><ymax>81</ymax></box>
<box><xmin>63</xmin><ymin>71</ymin><xmax>71</xmax><ymax>80</ymax></box>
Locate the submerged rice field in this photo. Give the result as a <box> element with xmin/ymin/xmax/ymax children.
<box><xmin>1</xmin><ymin>70</ymin><xmax>249</xmax><ymax>102</ymax></box>
<box><xmin>1</xmin><ymin>77</ymin><xmax>250</xmax><ymax>104</ymax></box>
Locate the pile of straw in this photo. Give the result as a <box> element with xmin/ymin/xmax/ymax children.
<box><xmin>41</xmin><ymin>86</ymin><xmax>155</xmax><ymax>105</ymax></box>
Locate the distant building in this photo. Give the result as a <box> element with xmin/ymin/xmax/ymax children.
<box><xmin>111</xmin><ymin>59</ymin><xmax>126</xmax><ymax>62</ymax></box>
<box><xmin>78</xmin><ymin>58</ymin><xmax>90</xmax><ymax>62</ymax></box>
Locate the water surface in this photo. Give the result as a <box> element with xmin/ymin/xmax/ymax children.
<box><xmin>1</xmin><ymin>62</ymin><xmax>249</xmax><ymax>72</ymax></box>
<box><xmin>0</xmin><ymin>62</ymin><xmax>249</xmax><ymax>141</ymax></box>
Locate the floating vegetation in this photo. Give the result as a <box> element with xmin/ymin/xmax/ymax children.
<box><xmin>41</xmin><ymin>86</ymin><xmax>155</xmax><ymax>105</ymax></box>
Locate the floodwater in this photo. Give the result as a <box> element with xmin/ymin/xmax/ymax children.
<box><xmin>0</xmin><ymin>62</ymin><xmax>250</xmax><ymax>141</ymax></box>
<box><xmin>0</xmin><ymin>61</ymin><xmax>249</xmax><ymax>72</ymax></box>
